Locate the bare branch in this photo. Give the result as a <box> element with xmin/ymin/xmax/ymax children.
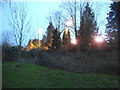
<box><xmin>8</xmin><ymin>2</ymin><xmax>31</xmax><ymax>47</ymax></box>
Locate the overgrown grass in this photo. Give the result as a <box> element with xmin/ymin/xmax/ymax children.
<box><xmin>3</xmin><ymin>62</ymin><xmax>118</xmax><ymax>88</ymax></box>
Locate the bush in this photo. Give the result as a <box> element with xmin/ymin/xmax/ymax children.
<box><xmin>2</xmin><ymin>44</ymin><xmax>13</xmax><ymax>62</ymax></box>
<box><xmin>60</xmin><ymin>44</ymin><xmax>77</xmax><ymax>52</ymax></box>
<box><xmin>28</xmin><ymin>48</ymin><xmax>44</xmax><ymax>58</ymax></box>
<box><xmin>35</xmin><ymin>49</ymin><xmax>118</xmax><ymax>75</ymax></box>
<box><xmin>2</xmin><ymin>45</ymin><xmax>19</xmax><ymax>62</ymax></box>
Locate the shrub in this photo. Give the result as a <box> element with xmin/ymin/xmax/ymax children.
<box><xmin>28</xmin><ymin>48</ymin><xmax>44</xmax><ymax>58</ymax></box>
<box><xmin>2</xmin><ymin>44</ymin><xmax>23</xmax><ymax>62</ymax></box>
<box><xmin>2</xmin><ymin>44</ymin><xmax>15</xmax><ymax>62</ymax></box>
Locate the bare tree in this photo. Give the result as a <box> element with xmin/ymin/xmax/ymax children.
<box><xmin>8</xmin><ymin>2</ymin><xmax>31</xmax><ymax>65</ymax></box>
<box><xmin>46</xmin><ymin>10</ymin><xmax>65</xmax><ymax>47</ymax></box>
<box><xmin>60</xmin><ymin>0</ymin><xmax>105</xmax><ymax>40</ymax></box>
<box><xmin>46</xmin><ymin>10</ymin><xmax>65</xmax><ymax>32</ymax></box>
<box><xmin>60</xmin><ymin>0</ymin><xmax>79</xmax><ymax>39</ymax></box>
<box><xmin>8</xmin><ymin>2</ymin><xmax>31</xmax><ymax>47</ymax></box>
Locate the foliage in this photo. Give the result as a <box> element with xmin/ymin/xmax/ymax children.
<box><xmin>26</xmin><ymin>39</ymin><xmax>33</xmax><ymax>50</ymax></box>
<box><xmin>46</xmin><ymin>22</ymin><xmax>54</xmax><ymax>47</ymax></box>
<box><xmin>32</xmin><ymin>39</ymin><xmax>40</xmax><ymax>48</ymax></box>
<box><xmin>61</xmin><ymin>44</ymin><xmax>77</xmax><ymax>52</ymax></box>
<box><xmin>79</xmin><ymin>3</ymin><xmax>98</xmax><ymax>51</ymax></box>
<box><xmin>2</xmin><ymin>44</ymin><xmax>19</xmax><ymax>62</ymax></box>
<box><xmin>52</xmin><ymin>29</ymin><xmax>62</xmax><ymax>49</ymax></box>
<box><xmin>27</xmin><ymin>48</ymin><xmax>44</xmax><ymax>58</ymax></box>
<box><xmin>26</xmin><ymin>39</ymin><xmax>42</xmax><ymax>50</ymax></box>
<box><xmin>3</xmin><ymin>62</ymin><xmax>118</xmax><ymax>88</ymax></box>
<box><xmin>62</xmin><ymin>28</ymin><xmax>71</xmax><ymax>45</ymax></box>
<box><xmin>105</xmin><ymin>2</ymin><xmax>119</xmax><ymax>48</ymax></box>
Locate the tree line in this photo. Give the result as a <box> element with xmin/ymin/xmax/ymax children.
<box><xmin>2</xmin><ymin>1</ymin><xmax>119</xmax><ymax>51</ymax></box>
<box><xmin>43</xmin><ymin>1</ymin><xmax>119</xmax><ymax>51</ymax></box>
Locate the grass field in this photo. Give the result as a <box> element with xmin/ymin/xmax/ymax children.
<box><xmin>2</xmin><ymin>62</ymin><xmax>119</xmax><ymax>88</ymax></box>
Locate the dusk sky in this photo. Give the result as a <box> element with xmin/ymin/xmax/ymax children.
<box><xmin>1</xmin><ymin>0</ymin><xmax>112</xmax><ymax>46</ymax></box>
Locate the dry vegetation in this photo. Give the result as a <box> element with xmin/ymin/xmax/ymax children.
<box><xmin>2</xmin><ymin>44</ymin><xmax>118</xmax><ymax>75</ymax></box>
<box><xmin>36</xmin><ymin>49</ymin><xmax>118</xmax><ymax>75</ymax></box>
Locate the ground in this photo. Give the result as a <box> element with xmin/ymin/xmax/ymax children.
<box><xmin>2</xmin><ymin>46</ymin><xmax>119</xmax><ymax>88</ymax></box>
<box><xmin>2</xmin><ymin>62</ymin><xmax>119</xmax><ymax>88</ymax></box>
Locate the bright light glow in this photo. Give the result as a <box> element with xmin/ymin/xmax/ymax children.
<box><xmin>65</xmin><ymin>20</ymin><xmax>73</xmax><ymax>27</ymax></box>
<box><xmin>71</xmin><ymin>39</ymin><xmax>76</xmax><ymax>45</ymax></box>
<box><xmin>38</xmin><ymin>30</ymin><xmax>43</xmax><ymax>35</ymax></box>
<box><xmin>95</xmin><ymin>36</ymin><xmax>104</xmax><ymax>43</ymax></box>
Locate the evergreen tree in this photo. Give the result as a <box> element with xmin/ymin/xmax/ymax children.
<box><xmin>46</xmin><ymin>22</ymin><xmax>54</xmax><ymax>47</ymax></box>
<box><xmin>62</xmin><ymin>29</ymin><xmax>66</xmax><ymax>45</ymax></box>
<box><xmin>79</xmin><ymin>3</ymin><xmax>98</xmax><ymax>51</ymax></box>
<box><xmin>62</xmin><ymin>28</ymin><xmax>71</xmax><ymax>45</ymax></box>
<box><xmin>42</xmin><ymin>35</ymin><xmax>47</xmax><ymax>46</ymax></box>
<box><xmin>32</xmin><ymin>39</ymin><xmax>40</xmax><ymax>48</ymax></box>
<box><xmin>105</xmin><ymin>2</ymin><xmax>119</xmax><ymax>48</ymax></box>
<box><xmin>67</xmin><ymin>28</ymin><xmax>71</xmax><ymax>42</ymax></box>
<box><xmin>26</xmin><ymin>39</ymin><xmax>33</xmax><ymax>50</ymax></box>
<box><xmin>52</xmin><ymin>28</ymin><xmax>61</xmax><ymax>49</ymax></box>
